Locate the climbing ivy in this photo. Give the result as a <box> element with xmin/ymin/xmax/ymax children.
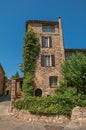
<box><xmin>23</xmin><ymin>28</ymin><xmax>40</xmax><ymax>97</ymax></box>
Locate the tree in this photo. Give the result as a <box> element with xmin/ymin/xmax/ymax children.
<box><xmin>62</xmin><ymin>52</ymin><xmax>86</xmax><ymax>94</ymax></box>
<box><xmin>11</xmin><ymin>71</ymin><xmax>20</xmax><ymax>79</ymax></box>
<box><xmin>23</xmin><ymin>28</ymin><xmax>40</xmax><ymax>97</ymax></box>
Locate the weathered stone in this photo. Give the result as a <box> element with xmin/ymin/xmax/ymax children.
<box><xmin>71</xmin><ymin>107</ymin><xmax>86</xmax><ymax>123</ymax></box>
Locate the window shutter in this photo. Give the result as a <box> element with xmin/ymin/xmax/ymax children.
<box><xmin>51</xmin><ymin>55</ymin><xmax>55</xmax><ymax>66</ymax></box>
<box><xmin>49</xmin><ymin>36</ymin><xmax>52</xmax><ymax>48</ymax></box>
<box><xmin>41</xmin><ymin>36</ymin><xmax>44</xmax><ymax>48</ymax></box>
<box><xmin>41</xmin><ymin>55</ymin><xmax>44</xmax><ymax>66</ymax></box>
<box><xmin>49</xmin><ymin>77</ymin><xmax>51</xmax><ymax>86</ymax></box>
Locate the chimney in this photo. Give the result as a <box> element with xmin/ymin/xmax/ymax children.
<box><xmin>58</xmin><ymin>17</ymin><xmax>65</xmax><ymax>59</ymax></box>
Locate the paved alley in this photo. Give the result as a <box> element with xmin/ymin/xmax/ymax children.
<box><xmin>0</xmin><ymin>95</ymin><xmax>10</xmax><ymax>115</ymax></box>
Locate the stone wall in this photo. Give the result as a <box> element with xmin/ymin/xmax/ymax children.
<box><xmin>71</xmin><ymin>106</ymin><xmax>86</xmax><ymax>123</ymax></box>
<box><xmin>12</xmin><ymin>109</ymin><xmax>70</xmax><ymax>124</ymax></box>
<box><xmin>11</xmin><ymin>107</ymin><xmax>86</xmax><ymax>125</ymax></box>
<box><xmin>64</xmin><ymin>107</ymin><xmax>86</xmax><ymax>129</ymax></box>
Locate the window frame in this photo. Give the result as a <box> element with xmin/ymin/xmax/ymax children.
<box><xmin>42</xmin><ymin>26</ymin><xmax>55</xmax><ymax>33</ymax></box>
<box><xmin>42</xmin><ymin>36</ymin><xmax>52</xmax><ymax>48</ymax></box>
<box><xmin>41</xmin><ymin>55</ymin><xmax>55</xmax><ymax>67</ymax></box>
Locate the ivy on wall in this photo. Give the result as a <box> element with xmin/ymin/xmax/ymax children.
<box><xmin>23</xmin><ymin>28</ymin><xmax>40</xmax><ymax>97</ymax></box>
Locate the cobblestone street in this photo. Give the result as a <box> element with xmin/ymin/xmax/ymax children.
<box><xmin>0</xmin><ymin>115</ymin><xmax>65</xmax><ymax>130</ymax></box>
<box><xmin>0</xmin><ymin>115</ymin><xmax>86</xmax><ymax>130</ymax></box>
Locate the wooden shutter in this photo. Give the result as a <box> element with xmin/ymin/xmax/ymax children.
<box><xmin>49</xmin><ymin>36</ymin><xmax>52</xmax><ymax>48</ymax></box>
<box><xmin>41</xmin><ymin>55</ymin><xmax>44</xmax><ymax>66</ymax></box>
<box><xmin>51</xmin><ymin>55</ymin><xmax>55</xmax><ymax>66</ymax></box>
<box><xmin>41</xmin><ymin>36</ymin><xmax>44</xmax><ymax>48</ymax></box>
<box><xmin>49</xmin><ymin>77</ymin><xmax>51</xmax><ymax>86</ymax></box>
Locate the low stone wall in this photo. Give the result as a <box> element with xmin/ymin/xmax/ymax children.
<box><xmin>71</xmin><ymin>106</ymin><xmax>86</xmax><ymax>123</ymax></box>
<box><xmin>12</xmin><ymin>109</ymin><xmax>70</xmax><ymax>124</ymax></box>
<box><xmin>64</xmin><ymin>107</ymin><xmax>86</xmax><ymax>129</ymax></box>
<box><xmin>11</xmin><ymin>107</ymin><xmax>86</xmax><ymax>125</ymax></box>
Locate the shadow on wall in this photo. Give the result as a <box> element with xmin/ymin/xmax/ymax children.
<box><xmin>0</xmin><ymin>95</ymin><xmax>10</xmax><ymax>102</ymax></box>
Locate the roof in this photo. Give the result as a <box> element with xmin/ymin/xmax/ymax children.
<box><xmin>26</xmin><ymin>20</ymin><xmax>58</xmax><ymax>25</ymax></box>
<box><xmin>15</xmin><ymin>77</ymin><xmax>23</xmax><ymax>82</ymax></box>
<box><xmin>65</xmin><ymin>48</ymin><xmax>86</xmax><ymax>52</ymax></box>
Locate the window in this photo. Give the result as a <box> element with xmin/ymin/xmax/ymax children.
<box><xmin>42</xmin><ymin>36</ymin><xmax>52</xmax><ymax>48</ymax></box>
<box><xmin>45</xmin><ymin>55</ymin><xmax>51</xmax><ymax>66</ymax></box>
<box><xmin>42</xmin><ymin>26</ymin><xmax>55</xmax><ymax>33</ymax></box>
<box><xmin>41</xmin><ymin>55</ymin><xmax>55</xmax><ymax>67</ymax></box>
<box><xmin>49</xmin><ymin>76</ymin><xmax>57</xmax><ymax>87</ymax></box>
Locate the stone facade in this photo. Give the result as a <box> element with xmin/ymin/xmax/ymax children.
<box><xmin>26</xmin><ymin>18</ymin><xmax>65</xmax><ymax>96</ymax></box>
<box><xmin>0</xmin><ymin>64</ymin><xmax>5</xmax><ymax>96</ymax></box>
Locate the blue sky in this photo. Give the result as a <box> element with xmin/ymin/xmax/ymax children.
<box><xmin>0</xmin><ymin>0</ymin><xmax>86</xmax><ymax>78</ymax></box>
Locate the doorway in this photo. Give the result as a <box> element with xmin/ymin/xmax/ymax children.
<box><xmin>35</xmin><ymin>89</ymin><xmax>42</xmax><ymax>97</ymax></box>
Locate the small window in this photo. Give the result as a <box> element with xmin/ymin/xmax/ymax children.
<box><xmin>49</xmin><ymin>76</ymin><xmax>57</xmax><ymax>87</ymax></box>
<box><xmin>42</xmin><ymin>26</ymin><xmax>55</xmax><ymax>33</ymax></box>
<box><xmin>42</xmin><ymin>36</ymin><xmax>52</xmax><ymax>48</ymax></box>
<box><xmin>41</xmin><ymin>55</ymin><xmax>55</xmax><ymax>67</ymax></box>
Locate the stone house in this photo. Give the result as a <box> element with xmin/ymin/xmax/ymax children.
<box><xmin>26</xmin><ymin>17</ymin><xmax>65</xmax><ymax>96</ymax></box>
<box><xmin>65</xmin><ymin>49</ymin><xmax>86</xmax><ymax>59</ymax></box>
<box><xmin>0</xmin><ymin>64</ymin><xmax>5</xmax><ymax>96</ymax></box>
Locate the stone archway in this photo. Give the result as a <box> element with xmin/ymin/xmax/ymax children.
<box><xmin>35</xmin><ymin>88</ymin><xmax>42</xmax><ymax>97</ymax></box>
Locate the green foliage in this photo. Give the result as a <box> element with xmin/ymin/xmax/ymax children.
<box><xmin>23</xmin><ymin>28</ymin><xmax>40</xmax><ymax>97</ymax></box>
<box><xmin>23</xmin><ymin>28</ymin><xmax>40</xmax><ymax>74</ymax></box>
<box><xmin>55</xmin><ymin>82</ymin><xmax>86</xmax><ymax>107</ymax></box>
<box><xmin>62</xmin><ymin>52</ymin><xmax>86</xmax><ymax>94</ymax></box>
<box><xmin>22</xmin><ymin>73</ymin><xmax>34</xmax><ymax>97</ymax></box>
<box><xmin>11</xmin><ymin>71</ymin><xmax>20</xmax><ymax>79</ymax></box>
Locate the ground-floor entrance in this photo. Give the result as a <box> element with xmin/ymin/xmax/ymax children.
<box><xmin>35</xmin><ymin>88</ymin><xmax>42</xmax><ymax>97</ymax></box>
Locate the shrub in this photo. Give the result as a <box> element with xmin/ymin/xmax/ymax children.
<box><xmin>15</xmin><ymin>96</ymin><xmax>74</xmax><ymax>116</ymax></box>
<box><xmin>55</xmin><ymin>82</ymin><xmax>86</xmax><ymax>108</ymax></box>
